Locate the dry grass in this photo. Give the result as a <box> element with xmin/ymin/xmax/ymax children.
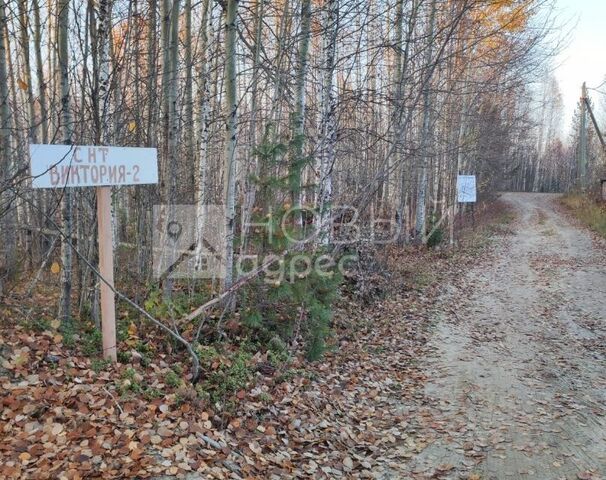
<box><xmin>561</xmin><ymin>193</ymin><xmax>606</xmax><ymax>238</ymax></box>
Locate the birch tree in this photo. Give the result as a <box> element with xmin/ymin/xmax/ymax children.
<box><xmin>194</xmin><ymin>0</ymin><xmax>211</xmax><ymax>271</ymax></box>
<box><xmin>32</xmin><ymin>0</ymin><xmax>49</xmax><ymax>142</ymax></box>
<box><xmin>290</xmin><ymin>0</ymin><xmax>312</xmax><ymax>227</ymax></box>
<box><xmin>0</xmin><ymin>0</ymin><xmax>15</xmax><ymax>296</ymax></box>
<box><xmin>57</xmin><ymin>0</ymin><xmax>74</xmax><ymax>325</ymax></box>
<box><xmin>315</xmin><ymin>0</ymin><xmax>339</xmax><ymax>246</ymax></box>
<box><xmin>18</xmin><ymin>0</ymin><xmax>37</xmax><ymax>143</ymax></box>
<box><xmin>222</xmin><ymin>0</ymin><xmax>239</xmax><ymax>289</ymax></box>
<box><xmin>414</xmin><ymin>0</ymin><xmax>437</xmax><ymax>244</ymax></box>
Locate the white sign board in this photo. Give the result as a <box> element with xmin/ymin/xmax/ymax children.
<box><xmin>457</xmin><ymin>175</ymin><xmax>476</xmax><ymax>203</ymax></box>
<box><xmin>30</xmin><ymin>144</ymin><xmax>158</xmax><ymax>188</ymax></box>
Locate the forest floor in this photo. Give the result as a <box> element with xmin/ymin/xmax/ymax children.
<box><xmin>1</xmin><ymin>192</ymin><xmax>605</xmax><ymax>479</ymax></box>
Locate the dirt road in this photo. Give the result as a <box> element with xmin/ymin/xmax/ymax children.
<box><xmin>408</xmin><ymin>193</ymin><xmax>606</xmax><ymax>479</ymax></box>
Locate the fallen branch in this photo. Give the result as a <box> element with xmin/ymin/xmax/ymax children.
<box><xmin>180</xmin><ymin>252</ymin><xmax>286</xmax><ymax>325</ymax></box>
<box><xmin>102</xmin><ymin>386</ymin><xmax>124</xmax><ymax>415</ymax></box>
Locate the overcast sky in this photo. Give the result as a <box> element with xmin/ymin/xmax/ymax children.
<box><xmin>554</xmin><ymin>0</ymin><xmax>606</xmax><ymax>133</ymax></box>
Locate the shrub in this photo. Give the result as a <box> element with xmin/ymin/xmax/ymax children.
<box><xmin>165</xmin><ymin>369</ymin><xmax>182</xmax><ymax>388</ymax></box>
<box><xmin>241</xmin><ymin>257</ymin><xmax>341</xmax><ymax>361</ymax></box>
<box><xmin>82</xmin><ymin>328</ymin><xmax>102</xmax><ymax>356</ymax></box>
<box><xmin>426</xmin><ymin>213</ymin><xmax>444</xmax><ymax>248</ymax></box>
<box><xmin>239</xmin><ymin>134</ymin><xmax>343</xmax><ymax>360</ymax></box>
<box><xmin>202</xmin><ymin>350</ymin><xmax>253</xmax><ymax>405</ymax></box>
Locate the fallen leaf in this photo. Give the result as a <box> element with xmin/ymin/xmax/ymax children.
<box><xmin>19</xmin><ymin>452</ymin><xmax>31</xmax><ymax>462</ymax></box>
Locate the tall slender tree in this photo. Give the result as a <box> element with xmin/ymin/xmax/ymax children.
<box><xmin>316</xmin><ymin>0</ymin><xmax>339</xmax><ymax>245</ymax></box>
<box><xmin>290</xmin><ymin>0</ymin><xmax>312</xmax><ymax>227</ymax></box>
<box><xmin>0</xmin><ymin>0</ymin><xmax>15</xmax><ymax>296</ymax></box>
<box><xmin>414</xmin><ymin>0</ymin><xmax>437</xmax><ymax>243</ymax></box>
<box><xmin>57</xmin><ymin>0</ymin><xmax>74</xmax><ymax>325</ymax></box>
<box><xmin>222</xmin><ymin>0</ymin><xmax>239</xmax><ymax>289</ymax></box>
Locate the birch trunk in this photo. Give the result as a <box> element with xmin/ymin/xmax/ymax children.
<box><xmin>239</xmin><ymin>0</ymin><xmax>264</xmax><ymax>254</ymax></box>
<box><xmin>267</xmin><ymin>0</ymin><xmax>291</xmax><ymax>136</ymax></box>
<box><xmin>396</xmin><ymin>0</ymin><xmax>419</xmax><ymax>244</ymax></box>
<box><xmin>13</xmin><ymin>0</ymin><xmax>35</xmax><ymax>270</ymax></box>
<box><xmin>57</xmin><ymin>0</ymin><xmax>74</xmax><ymax>324</ymax></box>
<box><xmin>315</xmin><ymin>0</ymin><xmax>339</xmax><ymax>246</ymax></box>
<box><xmin>222</xmin><ymin>0</ymin><xmax>239</xmax><ymax>290</ymax></box>
<box><xmin>91</xmin><ymin>0</ymin><xmax>113</xmax><ymax>322</ymax></box>
<box><xmin>391</xmin><ymin>0</ymin><xmax>404</xmax><ymax>239</ymax></box>
<box><xmin>33</xmin><ymin>0</ymin><xmax>50</xmax><ymax>266</ymax></box>
<box><xmin>0</xmin><ymin>0</ymin><xmax>15</xmax><ymax>294</ymax></box>
<box><xmin>32</xmin><ymin>0</ymin><xmax>48</xmax><ymax>142</ymax></box>
<box><xmin>160</xmin><ymin>0</ymin><xmax>180</xmax><ymax>297</ymax></box>
<box><xmin>183</xmin><ymin>0</ymin><xmax>194</xmax><ymax>190</ymax></box>
<box><xmin>167</xmin><ymin>0</ymin><xmax>180</xmax><ymax>206</ymax></box>
<box><xmin>146</xmin><ymin>0</ymin><xmax>158</xmax><ymax>148</ymax></box>
<box><xmin>17</xmin><ymin>0</ymin><xmax>37</xmax><ymax>144</ymax></box>
<box><xmin>290</xmin><ymin>0</ymin><xmax>312</xmax><ymax>227</ymax></box>
<box><xmin>98</xmin><ymin>0</ymin><xmax>112</xmax><ymax>143</ymax></box>
<box><xmin>194</xmin><ymin>0</ymin><xmax>211</xmax><ymax>271</ymax></box>
<box><xmin>414</xmin><ymin>0</ymin><xmax>437</xmax><ymax>244</ymax></box>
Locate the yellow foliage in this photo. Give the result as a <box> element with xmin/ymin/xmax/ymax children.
<box><xmin>128</xmin><ymin>322</ymin><xmax>138</xmax><ymax>337</ymax></box>
<box><xmin>472</xmin><ymin>0</ymin><xmax>531</xmax><ymax>34</ymax></box>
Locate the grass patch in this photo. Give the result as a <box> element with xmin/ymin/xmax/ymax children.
<box><xmin>561</xmin><ymin>193</ymin><xmax>606</xmax><ymax>238</ymax></box>
<box><xmin>499</xmin><ymin>211</ymin><xmax>516</xmax><ymax>225</ymax></box>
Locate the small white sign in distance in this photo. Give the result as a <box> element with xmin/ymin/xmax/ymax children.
<box><xmin>457</xmin><ymin>175</ymin><xmax>476</xmax><ymax>203</ymax></box>
<box><xmin>30</xmin><ymin>144</ymin><xmax>158</xmax><ymax>188</ymax></box>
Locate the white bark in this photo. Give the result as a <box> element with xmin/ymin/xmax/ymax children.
<box><xmin>57</xmin><ymin>0</ymin><xmax>74</xmax><ymax>324</ymax></box>
<box><xmin>184</xmin><ymin>0</ymin><xmax>194</xmax><ymax>179</ymax></box>
<box><xmin>17</xmin><ymin>0</ymin><xmax>37</xmax><ymax>143</ymax></box>
<box><xmin>0</xmin><ymin>0</ymin><xmax>16</xmax><ymax>289</ymax></box>
<box><xmin>414</xmin><ymin>0</ymin><xmax>437</xmax><ymax>244</ymax></box>
<box><xmin>315</xmin><ymin>0</ymin><xmax>339</xmax><ymax>246</ymax></box>
<box><xmin>96</xmin><ymin>0</ymin><xmax>116</xmax><ymax>247</ymax></box>
<box><xmin>32</xmin><ymin>0</ymin><xmax>48</xmax><ymax>142</ymax></box>
<box><xmin>239</xmin><ymin>0</ymin><xmax>265</xmax><ymax>254</ymax></box>
<box><xmin>194</xmin><ymin>0</ymin><xmax>211</xmax><ymax>271</ymax></box>
<box><xmin>222</xmin><ymin>0</ymin><xmax>239</xmax><ymax>289</ymax></box>
<box><xmin>290</xmin><ymin>0</ymin><xmax>312</xmax><ymax>226</ymax></box>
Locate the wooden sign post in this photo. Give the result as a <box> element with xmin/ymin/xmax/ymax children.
<box><xmin>30</xmin><ymin>144</ymin><xmax>158</xmax><ymax>362</ymax></box>
<box><xmin>96</xmin><ymin>186</ymin><xmax>117</xmax><ymax>361</ymax></box>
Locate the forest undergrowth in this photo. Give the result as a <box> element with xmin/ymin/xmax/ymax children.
<box><xmin>0</xmin><ymin>197</ymin><xmax>515</xmax><ymax>479</ymax></box>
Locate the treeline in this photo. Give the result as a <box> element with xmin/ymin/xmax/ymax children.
<box><xmin>512</xmin><ymin>77</ymin><xmax>606</xmax><ymax>194</ymax></box>
<box><xmin>0</xmin><ymin>0</ymin><xmax>556</xmax><ymax>345</ymax></box>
